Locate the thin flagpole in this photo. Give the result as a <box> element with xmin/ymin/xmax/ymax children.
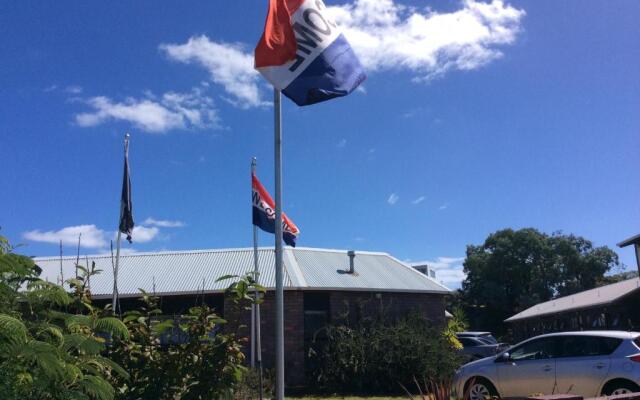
<box><xmin>59</xmin><ymin>240</ymin><xmax>64</xmax><ymax>286</ymax></box>
<box><xmin>251</xmin><ymin>157</ymin><xmax>264</xmax><ymax>400</ymax></box>
<box><xmin>75</xmin><ymin>233</ymin><xmax>81</xmax><ymax>278</ymax></box>
<box><xmin>273</xmin><ymin>88</ymin><xmax>285</xmax><ymax>400</ymax></box>
<box><xmin>251</xmin><ymin>158</ymin><xmax>257</xmax><ymax>368</ymax></box>
<box><xmin>113</xmin><ymin>231</ymin><xmax>121</xmax><ymax>313</ymax></box>
<box><xmin>113</xmin><ymin>133</ymin><xmax>129</xmax><ymax>314</ymax></box>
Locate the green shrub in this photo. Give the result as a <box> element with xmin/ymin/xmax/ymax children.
<box><xmin>107</xmin><ymin>292</ymin><xmax>248</xmax><ymax>400</ymax></box>
<box><xmin>308</xmin><ymin>313</ymin><xmax>462</xmax><ymax>395</ymax></box>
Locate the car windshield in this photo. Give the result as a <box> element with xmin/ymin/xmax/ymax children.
<box><xmin>479</xmin><ymin>335</ymin><xmax>498</xmax><ymax>344</ymax></box>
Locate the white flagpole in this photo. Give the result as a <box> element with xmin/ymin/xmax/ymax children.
<box><xmin>273</xmin><ymin>88</ymin><xmax>285</xmax><ymax>400</ymax></box>
<box><xmin>112</xmin><ymin>133</ymin><xmax>129</xmax><ymax>314</ymax></box>
<box><xmin>251</xmin><ymin>157</ymin><xmax>264</xmax><ymax>400</ymax></box>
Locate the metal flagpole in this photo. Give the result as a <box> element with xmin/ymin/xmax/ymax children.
<box><xmin>112</xmin><ymin>133</ymin><xmax>129</xmax><ymax>314</ymax></box>
<box><xmin>251</xmin><ymin>157</ymin><xmax>265</xmax><ymax>400</ymax></box>
<box><xmin>273</xmin><ymin>88</ymin><xmax>285</xmax><ymax>400</ymax></box>
<box><xmin>112</xmin><ymin>229</ymin><xmax>122</xmax><ymax>313</ymax></box>
<box><xmin>251</xmin><ymin>158</ymin><xmax>257</xmax><ymax>369</ymax></box>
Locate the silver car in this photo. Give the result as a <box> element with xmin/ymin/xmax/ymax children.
<box><xmin>453</xmin><ymin>331</ymin><xmax>640</xmax><ymax>400</ymax></box>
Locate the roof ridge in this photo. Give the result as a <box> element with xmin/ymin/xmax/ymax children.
<box><xmin>506</xmin><ymin>277</ymin><xmax>640</xmax><ymax>322</ymax></box>
<box><xmin>33</xmin><ymin>246</ymin><xmax>392</xmax><ymax>261</ymax></box>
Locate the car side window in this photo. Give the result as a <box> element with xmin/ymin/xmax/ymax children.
<box><xmin>509</xmin><ymin>338</ymin><xmax>558</xmax><ymax>361</ymax></box>
<box><xmin>558</xmin><ymin>336</ymin><xmax>623</xmax><ymax>358</ymax></box>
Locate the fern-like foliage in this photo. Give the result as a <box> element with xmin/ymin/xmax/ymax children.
<box><xmin>78</xmin><ymin>375</ymin><xmax>115</xmax><ymax>400</ymax></box>
<box><xmin>64</xmin><ymin>333</ymin><xmax>105</xmax><ymax>355</ymax></box>
<box><xmin>26</xmin><ymin>280</ymin><xmax>72</xmax><ymax>307</ymax></box>
<box><xmin>94</xmin><ymin>317</ymin><xmax>130</xmax><ymax>341</ymax></box>
<box><xmin>0</xmin><ymin>314</ymin><xmax>27</xmax><ymax>344</ymax></box>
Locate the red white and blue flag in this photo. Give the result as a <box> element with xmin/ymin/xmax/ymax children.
<box><xmin>252</xmin><ymin>173</ymin><xmax>300</xmax><ymax>247</ymax></box>
<box><xmin>254</xmin><ymin>0</ymin><xmax>366</xmax><ymax>106</ymax></box>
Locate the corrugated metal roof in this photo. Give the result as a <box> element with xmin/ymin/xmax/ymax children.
<box><xmin>618</xmin><ymin>233</ymin><xmax>640</xmax><ymax>248</ymax></box>
<box><xmin>505</xmin><ymin>278</ymin><xmax>640</xmax><ymax>322</ymax></box>
<box><xmin>33</xmin><ymin>247</ymin><xmax>450</xmax><ymax>299</ymax></box>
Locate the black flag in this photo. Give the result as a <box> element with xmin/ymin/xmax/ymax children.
<box><xmin>119</xmin><ymin>136</ymin><xmax>134</xmax><ymax>243</ymax></box>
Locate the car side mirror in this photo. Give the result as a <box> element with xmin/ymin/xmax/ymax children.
<box><xmin>496</xmin><ymin>352</ymin><xmax>510</xmax><ymax>363</ymax></box>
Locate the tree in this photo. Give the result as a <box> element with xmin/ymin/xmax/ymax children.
<box><xmin>460</xmin><ymin>228</ymin><xmax>618</xmax><ymax>336</ymax></box>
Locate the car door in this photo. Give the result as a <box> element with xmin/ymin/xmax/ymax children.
<box><xmin>554</xmin><ymin>335</ymin><xmax>621</xmax><ymax>397</ymax></box>
<box><xmin>496</xmin><ymin>337</ymin><xmax>560</xmax><ymax>398</ymax></box>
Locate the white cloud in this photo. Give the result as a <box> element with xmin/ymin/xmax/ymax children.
<box><xmin>24</xmin><ymin>222</ymin><xmax>164</xmax><ymax>250</ymax></box>
<box><xmin>65</xmin><ymin>85</ymin><xmax>83</xmax><ymax>94</ymax></box>
<box><xmin>439</xmin><ymin>203</ymin><xmax>448</xmax><ymax>210</ymax></box>
<box><xmin>411</xmin><ymin>196</ymin><xmax>425</xmax><ymax>205</ymax></box>
<box><xmin>328</xmin><ymin>0</ymin><xmax>524</xmax><ymax>80</ymax></box>
<box><xmin>23</xmin><ymin>225</ymin><xmax>108</xmax><ymax>249</ymax></box>
<box><xmin>75</xmin><ymin>87</ymin><xmax>219</xmax><ymax>133</ymax></box>
<box><xmin>387</xmin><ymin>193</ymin><xmax>399</xmax><ymax>205</ymax></box>
<box><xmin>154</xmin><ymin>1</ymin><xmax>521</xmax><ymax>110</ymax></box>
<box><xmin>129</xmin><ymin>226</ymin><xmax>159</xmax><ymax>243</ymax></box>
<box><xmin>160</xmin><ymin>36</ymin><xmax>268</xmax><ymax>109</ymax></box>
<box><xmin>416</xmin><ymin>256</ymin><xmax>466</xmax><ymax>287</ymax></box>
<box><xmin>143</xmin><ymin>218</ymin><xmax>186</xmax><ymax>228</ymax></box>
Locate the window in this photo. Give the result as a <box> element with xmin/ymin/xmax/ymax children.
<box><xmin>479</xmin><ymin>334</ymin><xmax>498</xmax><ymax>344</ymax></box>
<box><xmin>304</xmin><ymin>293</ymin><xmax>331</xmax><ymax>376</ymax></box>
<box><xmin>509</xmin><ymin>338</ymin><xmax>559</xmax><ymax>361</ymax></box>
<box><xmin>557</xmin><ymin>336</ymin><xmax>622</xmax><ymax>358</ymax></box>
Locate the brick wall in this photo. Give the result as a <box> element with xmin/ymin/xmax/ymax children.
<box><xmin>224</xmin><ymin>291</ymin><xmax>305</xmax><ymax>387</ymax></box>
<box><xmin>329</xmin><ymin>291</ymin><xmax>446</xmax><ymax>326</ymax></box>
<box><xmin>224</xmin><ymin>290</ymin><xmax>445</xmax><ymax>388</ymax></box>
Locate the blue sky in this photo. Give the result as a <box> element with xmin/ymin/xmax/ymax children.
<box><xmin>1</xmin><ymin>0</ymin><xmax>638</xmax><ymax>288</ymax></box>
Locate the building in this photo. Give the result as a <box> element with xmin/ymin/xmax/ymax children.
<box><xmin>505</xmin><ymin>233</ymin><xmax>640</xmax><ymax>340</ymax></box>
<box><xmin>505</xmin><ymin>277</ymin><xmax>640</xmax><ymax>339</ymax></box>
<box><xmin>411</xmin><ymin>262</ymin><xmax>437</xmax><ymax>279</ymax></box>
<box><xmin>34</xmin><ymin>247</ymin><xmax>450</xmax><ymax>387</ymax></box>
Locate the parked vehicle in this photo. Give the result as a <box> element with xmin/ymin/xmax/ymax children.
<box><xmin>456</xmin><ymin>332</ymin><xmax>508</xmax><ymax>361</ymax></box>
<box><xmin>453</xmin><ymin>331</ymin><xmax>640</xmax><ymax>400</ymax></box>
<box><xmin>457</xmin><ymin>331</ymin><xmax>500</xmax><ymax>344</ymax></box>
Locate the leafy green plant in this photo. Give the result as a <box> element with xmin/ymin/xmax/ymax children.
<box><xmin>1</xmin><ymin>231</ymin><xmax>266</xmax><ymax>399</ymax></box>
<box><xmin>107</xmin><ymin>273</ymin><xmax>264</xmax><ymax>400</ymax></box>
<box><xmin>0</xmin><ymin>234</ymin><xmax>129</xmax><ymax>400</ymax></box>
<box><xmin>309</xmin><ymin>313</ymin><xmax>462</xmax><ymax>395</ymax></box>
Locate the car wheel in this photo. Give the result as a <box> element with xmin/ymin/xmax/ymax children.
<box><xmin>465</xmin><ymin>378</ymin><xmax>497</xmax><ymax>400</ymax></box>
<box><xmin>602</xmin><ymin>380</ymin><xmax>640</xmax><ymax>396</ymax></box>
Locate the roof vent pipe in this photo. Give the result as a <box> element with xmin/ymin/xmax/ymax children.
<box><xmin>348</xmin><ymin>250</ymin><xmax>356</xmax><ymax>274</ymax></box>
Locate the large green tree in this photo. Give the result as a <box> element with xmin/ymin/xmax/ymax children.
<box><xmin>460</xmin><ymin>228</ymin><xmax>619</xmax><ymax>336</ymax></box>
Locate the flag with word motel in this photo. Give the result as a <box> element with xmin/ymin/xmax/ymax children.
<box><xmin>252</xmin><ymin>173</ymin><xmax>300</xmax><ymax>247</ymax></box>
<box><xmin>254</xmin><ymin>0</ymin><xmax>366</xmax><ymax>106</ymax></box>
